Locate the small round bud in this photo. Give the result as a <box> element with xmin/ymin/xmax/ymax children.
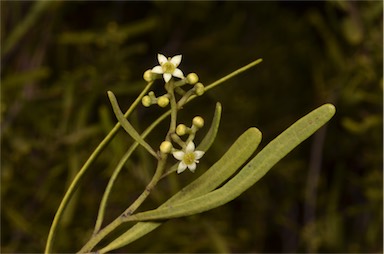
<box><xmin>192</xmin><ymin>116</ymin><xmax>204</xmax><ymax>129</ymax></box>
<box><xmin>142</xmin><ymin>95</ymin><xmax>152</xmax><ymax>107</ymax></box>
<box><xmin>160</xmin><ymin>141</ymin><xmax>173</xmax><ymax>154</ymax></box>
<box><xmin>157</xmin><ymin>96</ymin><xmax>169</xmax><ymax>108</ymax></box>
<box><xmin>176</xmin><ymin>124</ymin><xmax>188</xmax><ymax>136</ymax></box>
<box><xmin>194</xmin><ymin>83</ymin><xmax>205</xmax><ymax>96</ymax></box>
<box><xmin>143</xmin><ymin>69</ymin><xmax>153</xmax><ymax>82</ymax></box>
<box><xmin>186</xmin><ymin>73</ymin><xmax>199</xmax><ymax>85</ymax></box>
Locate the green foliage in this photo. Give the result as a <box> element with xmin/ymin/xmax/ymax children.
<box><xmin>99</xmin><ymin>105</ymin><xmax>334</xmax><ymax>253</ymax></box>
<box><xmin>1</xmin><ymin>1</ymin><xmax>382</xmax><ymax>253</ymax></box>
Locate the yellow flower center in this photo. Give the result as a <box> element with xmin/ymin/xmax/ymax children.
<box><xmin>183</xmin><ymin>152</ymin><xmax>195</xmax><ymax>165</ymax></box>
<box><xmin>162</xmin><ymin>61</ymin><xmax>176</xmax><ymax>74</ymax></box>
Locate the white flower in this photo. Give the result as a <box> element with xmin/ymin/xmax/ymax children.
<box><xmin>172</xmin><ymin>142</ymin><xmax>205</xmax><ymax>174</ymax></box>
<box><xmin>151</xmin><ymin>54</ymin><xmax>185</xmax><ymax>83</ymax></box>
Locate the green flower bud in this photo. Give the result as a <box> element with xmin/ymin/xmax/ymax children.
<box><xmin>148</xmin><ymin>91</ymin><xmax>156</xmax><ymax>98</ymax></box>
<box><xmin>192</xmin><ymin>116</ymin><xmax>204</xmax><ymax>129</ymax></box>
<box><xmin>194</xmin><ymin>83</ymin><xmax>205</xmax><ymax>96</ymax></box>
<box><xmin>160</xmin><ymin>141</ymin><xmax>173</xmax><ymax>154</ymax></box>
<box><xmin>176</xmin><ymin>124</ymin><xmax>188</xmax><ymax>136</ymax></box>
<box><xmin>157</xmin><ymin>96</ymin><xmax>169</xmax><ymax>107</ymax></box>
<box><xmin>186</xmin><ymin>73</ymin><xmax>199</xmax><ymax>85</ymax></box>
<box><xmin>143</xmin><ymin>69</ymin><xmax>154</xmax><ymax>82</ymax></box>
<box><xmin>142</xmin><ymin>95</ymin><xmax>152</xmax><ymax>107</ymax></box>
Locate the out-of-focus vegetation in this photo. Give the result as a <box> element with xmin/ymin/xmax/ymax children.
<box><xmin>1</xmin><ymin>1</ymin><xmax>382</xmax><ymax>253</ymax></box>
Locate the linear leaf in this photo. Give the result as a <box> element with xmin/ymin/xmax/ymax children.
<box><xmin>197</xmin><ymin>102</ymin><xmax>222</xmax><ymax>151</ymax></box>
<box><xmin>125</xmin><ymin>104</ymin><xmax>336</xmax><ymax>221</ymax></box>
<box><xmin>107</xmin><ymin>91</ymin><xmax>157</xmax><ymax>158</ymax></box>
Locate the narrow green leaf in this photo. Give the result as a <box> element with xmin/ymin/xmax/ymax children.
<box><xmin>98</xmin><ymin>127</ymin><xmax>262</xmax><ymax>253</ymax></box>
<box><xmin>107</xmin><ymin>91</ymin><xmax>157</xmax><ymax>158</ymax></box>
<box><xmin>126</xmin><ymin>104</ymin><xmax>336</xmax><ymax>221</ymax></box>
<box><xmin>197</xmin><ymin>102</ymin><xmax>222</xmax><ymax>151</ymax></box>
<box><xmin>46</xmin><ymin>83</ymin><xmax>154</xmax><ymax>254</ymax></box>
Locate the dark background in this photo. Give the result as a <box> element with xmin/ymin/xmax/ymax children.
<box><xmin>1</xmin><ymin>1</ymin><xmax>382</xmax><ymax>253</ymax></box>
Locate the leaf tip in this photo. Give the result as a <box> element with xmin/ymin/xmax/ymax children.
<box><xmin>247</xmin><ymin>127</ymin><xmax>262</xmax><ymax>142</ymax></box>
<box><xmin>322</xmin><ymin>103</ymin><xmax>336</xmax><ymax>119</ymax></box>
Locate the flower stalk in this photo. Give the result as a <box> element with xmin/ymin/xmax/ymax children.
<box><xmin>46</xmin><ymin>55</ymin><xmax>264</xmax><ymax>254</ymax></box>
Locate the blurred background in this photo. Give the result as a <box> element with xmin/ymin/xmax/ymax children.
<box><xmin>1</xmin><ymin>1</ymin><xmax>382</xmax><ymax>253</ymax></box>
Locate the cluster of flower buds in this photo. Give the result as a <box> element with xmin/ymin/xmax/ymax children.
<box><xmin>175</xmin><ymin>116</ymin><xmax>204</xmax><ymax>136</ymax></box>
<box><xmin>141</xmin><ymin>54</ymin><xmax>205</xmax><ymax>108</ymax></box>
<box><xmin>159</xmin><ymin>116</ymin><xmax>205</xmax><ymax>174</ymax></box>
<box><xmin>141</xmin><ymin>92</ymin><xmax>170</xmax><ymax>108</ymax></box>
<box><xmin>141</xmin><ymin>54</ymin><xmax>208</xmax><ymax>174</ymax></box>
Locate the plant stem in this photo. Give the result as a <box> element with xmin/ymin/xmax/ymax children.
<box><xmin>77</xmin><ymin>215</ymin><xmax>124</xmax><ymax>253</ymax></box>
<box><xmin>44</xmin><ymin>82</ymin><xmax>154</xmax><ymax>254</ymax></box>
<box><xmin>78</xmin><ymin>156</ymin><xmax>168</xmax><ymax>253</ymax></box>
<box><xmin>122</xmin><ymin>156</ymin><xmax>167</xmax><ymax>217</ymax></box>
<box><xmin>54</xmin><ymin>58</ymin><xmax>263</xmax><ymax>253</ymax></box>
<box><xmin>165</xmin><ymin>81</ymin><xmax>178</xmax><ymax>139</ymax></box>
<box><xmin>79</xmin><ymin>81</ymin><xmax>178</xmax><ymax>253</ymax></box>
<box><xmin>205</xmin><ymin>58</ymin><xmax>263</xmax><ymax>92</ymax></box>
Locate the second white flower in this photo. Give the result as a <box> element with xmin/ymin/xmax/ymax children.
<box><xmin>172</xmin><ymin>142</ymin><xmax>205</xmax><ymax>174</ymax></box>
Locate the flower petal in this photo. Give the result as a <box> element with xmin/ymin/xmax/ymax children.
<box><xmin>177</xmin><ymin>162</ymin><xmax>187</xmax><ymax>174</ymax></box>
<box><xmin>185</xmin><ymin>142</ymin><xmax>195</xmax><ymax>153</ymax></box>
<box><xmin>194</xmin><ymin>151</ymin><xmax>205</xmax><ymax>160</ymax></box>
<box><xmin>151</xmin><ymin>66</ymin><xmax>163</xmax><ymax>74</ymax></box>
<box><xmin>170</xmin><ymin>55</ymin><xmax>182</xmax><ymax>66</ymax></box>
<box><xmin>172</xmin><ymin>150</ymin><xmax>185</xmax><ymax>160</ymax></box>
<box><xmin>163</xmin><ymin>73</ymin><xmax>172</xmax><ymax>83</ymax></box>
<box><xmin>172</xmin><ymin>68</ymin><xmax>184</xmax><ymax>79</ymax></box>
<box><xmin>187</xmin><ymin>162</ymin><xmax>197</xmax><ymax>172</ymax></box>
<box><xmin>157</xmin><ymin>54</ymin><xmax>167</xmax><ymax>65</ymax></box>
